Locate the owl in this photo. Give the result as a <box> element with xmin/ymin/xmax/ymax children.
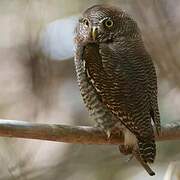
<box><xmin>74</xmin><ymin>4</ymin><xmax>160</xmax><ymax>176</ymax></box>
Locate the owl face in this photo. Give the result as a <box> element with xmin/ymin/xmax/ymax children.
<box><xmin>75</xmin><ymin>5</ymin><xmax>140</xmax><ymax>45</ymax></box>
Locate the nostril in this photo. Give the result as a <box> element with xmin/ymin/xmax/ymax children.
<box><xmin>94</xmin><ymin>27</ymin><xmax>99</xmax><ymax>34</ymax></box>
<box><xmin>94</xmin><ymin>27</ymin><xmax>98</xmax><ymax>31</ymax></box>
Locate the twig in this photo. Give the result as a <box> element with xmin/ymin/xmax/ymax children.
<box><xmin>0</xmin><ymin>119</ymin><xmax>179</xmax><ymax>144</ymax></box>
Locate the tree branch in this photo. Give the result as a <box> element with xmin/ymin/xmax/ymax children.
<box><xmin>0</xmin><ymin>119</ymin><xmax>179</xmax><ymax>144</ymax></box>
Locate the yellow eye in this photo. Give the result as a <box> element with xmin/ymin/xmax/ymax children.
<box><xmin>105</xmin><ymin>19</ymin><xmax>113</xmax><ymax>28</ymax></box>
<box><xmin>82</xmin><ymin>18</ymin><xmax>89</xmax><ymax>27</ymax></box>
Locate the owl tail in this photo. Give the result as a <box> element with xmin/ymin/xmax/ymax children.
<box><xmin>138</xmin><ymin>138</ymin><xmax>156</xmax><ymax>163</ymax></box>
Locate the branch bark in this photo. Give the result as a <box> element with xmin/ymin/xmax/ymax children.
<box><xmin>0</xmin><ymin>119</ymin><xmax>179</xmax><ymax>144</ymax></box>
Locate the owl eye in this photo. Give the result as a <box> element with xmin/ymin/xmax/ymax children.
<box><xmin>104</xmin><ymin>19</ymin><xmax>113</xmax><ymax>28</ymax></box>
<box><xmin>82</xmin><ymin>18</ymin><xmax>89</xmax><ymax>27</ymax></box>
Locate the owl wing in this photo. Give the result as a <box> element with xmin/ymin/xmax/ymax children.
<box><xmin>84</xmin><ymin>43</ymin><xmax>153</xmax><ymax>138</ymax></box>
<box><xmin>148</xmin><ymin>57</ymin><xmax>161</xmax><ymax>135</ymax></box>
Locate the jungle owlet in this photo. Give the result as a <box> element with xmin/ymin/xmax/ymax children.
<box><xmin>74</xmin><ymin>4</ymin><xmax>161</xmax><ymax>176</ymax></box>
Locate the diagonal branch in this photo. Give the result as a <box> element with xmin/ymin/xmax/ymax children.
<box><xmin>0</xmin><ymin>119</ymin><xmax>179</xmax><ymax>144</ymax></box>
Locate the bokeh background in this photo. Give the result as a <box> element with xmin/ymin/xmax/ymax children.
<box><xmin>0</xmin><ymin>0</ymin><xmax>180</xmax><ymax>179</ymax></box>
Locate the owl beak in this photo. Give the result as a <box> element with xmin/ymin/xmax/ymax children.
<box><xmin>91</xmin><ymin>26</ymin><xmax>98</xmax><ymax>41</ymax></box>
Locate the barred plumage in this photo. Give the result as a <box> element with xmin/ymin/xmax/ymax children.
<box><xmin>74</xmin><ymin>4</ymin><xmax>161</xmax><ymax>176</ymax></box>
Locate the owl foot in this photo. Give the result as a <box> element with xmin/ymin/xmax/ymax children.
<box><xmin>119</xmin><ymin>145</ymin><xmax>132</xmax><ymax>155</ymax></box>
<box><xmin>119</xmin><ymin>145</ymin><xmax>134</xmax><ymax>163</ymax></box>
<box><xmin>104</xmin><ymin>129</ymin><xmax>111</xmax><ymax>140</ymax></box>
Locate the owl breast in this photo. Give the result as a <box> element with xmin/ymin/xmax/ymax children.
<box><xmin>74</xmin><ymin>44</ymin><xmax>116</xmax><ymax>131</ymax></box>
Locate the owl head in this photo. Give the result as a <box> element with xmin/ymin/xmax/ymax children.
<box><xmin>75</xmin><ymin>4</ymin><xmax>140</xmax><ymax>45</ymax></box>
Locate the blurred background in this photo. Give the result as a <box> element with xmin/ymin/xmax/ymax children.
<box><xmin>0</xmin><ymin>0</ymin><xmax>180</xmax><ymax>179</ymax></box>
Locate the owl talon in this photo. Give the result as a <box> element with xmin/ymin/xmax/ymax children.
<box><xmin>106</xmin><ymin>130</ymin><xmax>111</xmax><ymax>139</ymax></box>
<box><xmin>119</xmin><ymin>145</ymin><xmax>132</xmax><ymax>155</ymax></box>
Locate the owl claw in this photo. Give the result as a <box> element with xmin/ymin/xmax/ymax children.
<box><xmin>119</xmin><ymin>145</ymin><xmax>132</xmax><ymax>155</ymax></box>
<box><xmin>106</xmin><ymin>130</ymin><xmax>111</xmax><ymax>139</ymax></box>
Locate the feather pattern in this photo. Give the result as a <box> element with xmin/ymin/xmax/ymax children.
<box><xmin>74</xmin><ymin>4</ymin><xmax>161</xmax><ymax>175</ymax></box>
